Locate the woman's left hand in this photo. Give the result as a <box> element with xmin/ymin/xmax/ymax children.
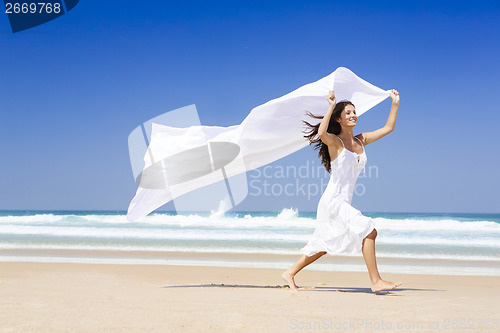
<box><xmin>390</xmin><ymin>89</ymin><xmax>400</xmax><ymax>104</ymax></box>
<box><xmin>327</xmin><ymin>90</ymin><xmax>336</xmax><ymax>105</ymax></box>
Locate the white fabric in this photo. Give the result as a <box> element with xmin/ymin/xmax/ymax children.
<box><xmin>300</xmin><ymin>141</ymin><xmax>375</xmax><ymax>256</ymax></box>
<box><xmin>127</xmin><ymin>67</ymin><xmax>390</xmax><ymax>221</ymax></box>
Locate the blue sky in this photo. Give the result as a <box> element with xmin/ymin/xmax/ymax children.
<box><xmin>0</xmin><ymin>0</ymin><xmax>499</xmax><ymax>214</ymax></box>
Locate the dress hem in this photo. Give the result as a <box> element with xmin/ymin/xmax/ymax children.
<box><xmin>299</xmin><ymin>225</ymin><xmax>376</xmax><ymax>257</ymax></box>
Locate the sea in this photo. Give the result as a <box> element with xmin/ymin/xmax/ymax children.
<box><xmin>1</xmin><ymin>209</ymin><xmax>499</xmax><ymax>276</ymax></box>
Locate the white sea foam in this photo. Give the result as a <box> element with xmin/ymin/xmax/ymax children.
<box><xmin>0</xmin><ymin>214</ymin><xmax>64</xmax><ymax>223</ymax></box>
<box><xmin>0</xmin><ymin>212</ymin><xmax>315</xmax><ymax>229</ymax></box>
<box><xmin>373</xmin><ymin>217</ymin><xmax>500</xmax><ymax>232</ymax></box>
<box><xmin>276</xmin><ymin>207</ymin><xmax>300</xmax><ymax>220</ymax></box>
<box><xmin>1</xmin><ymin>212</ymin><xmax>499</xmax><ymax>232</ymax></box>
<box><xmin>1</xmin><ymin>215</ymin><xmax>499</xmax><ymax>237</ymax></box>
<box><xmin>1</xmin><ymin>223</ymin><xmax>499</xmax><ymax>248</ymax></box>
<box><xmin>0</xmin><ymin>224</ymin><xmax>310</xmax><ymax>241</ymax></box>
<box><xmin>1</xmin><ymin>210</ymin><xmax>500</xmax><ymax>266</ymax></box>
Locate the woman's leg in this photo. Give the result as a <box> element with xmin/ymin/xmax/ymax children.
<box><xmin>362</xmin><ymin>229</ymin><xmax>402</xmax><ymax>292</ymax></box>
<box><xmin>281</xmin><ymin>251</ymin><xmax>327</xmax><ymax>290</ymax></box>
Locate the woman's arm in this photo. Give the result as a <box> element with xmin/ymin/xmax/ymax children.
<box><xmin>318</xmin><ymin>90</ymin><xmax>340</xmax><ymax>147</ymax></box>
<box><xmin>359</xmin><ymin>89</ymin><xmax>400</xmax><ymax>145</ymax></box>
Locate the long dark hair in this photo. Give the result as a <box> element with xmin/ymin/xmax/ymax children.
<box><xmin>302</xmin><ymin>101</ymin><xmax>354</xmax><ymax>173</ymax></box>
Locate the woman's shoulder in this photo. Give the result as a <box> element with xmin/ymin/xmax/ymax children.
<box><xmin>354</xmin><ymin>133</ymin><xmax>366</xmax><ymax>145</ymax></box>
<box><xmin>319</xmin><ymin>132</ymin><xmax>343</xmax><ymax>149</ymax></box>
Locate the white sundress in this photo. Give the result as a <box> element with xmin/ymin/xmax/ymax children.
<box><xmin>300</xmin><ymin>136</ymin><xmax>376</xmax><ymax>256</ymax></box>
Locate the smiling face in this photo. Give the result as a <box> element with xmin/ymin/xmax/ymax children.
<box><xmin>338</xmin><ymin>104</ymin><xmax>357</xmax><ymax>128</ymax></box>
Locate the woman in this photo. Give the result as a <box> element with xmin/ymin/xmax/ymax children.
<box><xmin>281</xmin><ymin>89</ymin><xmax>402</xmax><ymax>292</ymax></box>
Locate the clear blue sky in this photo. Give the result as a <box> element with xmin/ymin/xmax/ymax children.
<box><xmin>0</xmin><ymin>0</ymin><xmax>499</xmax><ymax>213</ymax></box>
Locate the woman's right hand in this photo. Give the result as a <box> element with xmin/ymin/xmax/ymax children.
<box><xmin>327</xmin><ymin>90</ymin><xmax>336</xmax><ymax>105</ymax></box>
<box><xmin>390</xmin><ymin>89</ymin><xmax>400</xmax><ymax>104</ymax></box>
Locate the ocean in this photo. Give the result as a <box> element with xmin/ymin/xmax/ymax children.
<box><xmin>1</xmin><ymin>209</ymin><xmax>499</xmax><ymax>276</ymax></box>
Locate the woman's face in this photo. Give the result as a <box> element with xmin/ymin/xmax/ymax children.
<box><xmin>338</xmin><ymin>105</ymin><xmax>357</xmax><ymax>128</ymax></box>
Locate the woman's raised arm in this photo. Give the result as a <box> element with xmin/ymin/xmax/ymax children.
<box><xmin>359</xmin><ymin>89</ymin><xmax>400</xmax><ymax>145</ymax></box>
<box><xmin>318</xmin><ymin>90</ymin><xmax>339</xmax><ymax>147</ymax></box>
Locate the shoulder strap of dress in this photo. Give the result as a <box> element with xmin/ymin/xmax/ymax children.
<box><xmin>336</xmin><ymin>136</ymin><xmax>345</xmax><ymax>147</ymax></box>
<box><xmin>354</xmin><ymin>136</ymin><xmax>364</xmax><ymax>147</ymax></box>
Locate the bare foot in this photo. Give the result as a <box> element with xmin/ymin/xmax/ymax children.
<box><xmin>371</xmin><ymin>280</ymin><xmax>402</xmax><ymax>293</ymax></box>
<box><xmin>281</xmin><ymin>271</ymin><xmax>299</xmax><ymax>291</ymax></box>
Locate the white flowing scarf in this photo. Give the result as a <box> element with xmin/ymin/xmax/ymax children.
<box><xmin>127</xmin><ymin>67</ymin><xmax>391</xmax><ymax>221</ymax></box>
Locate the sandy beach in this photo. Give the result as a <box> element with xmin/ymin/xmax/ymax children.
<box><xmin>1</xmin><ymin>261</ymin><xmax>499</xmax><ymax>333</ymax></box>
